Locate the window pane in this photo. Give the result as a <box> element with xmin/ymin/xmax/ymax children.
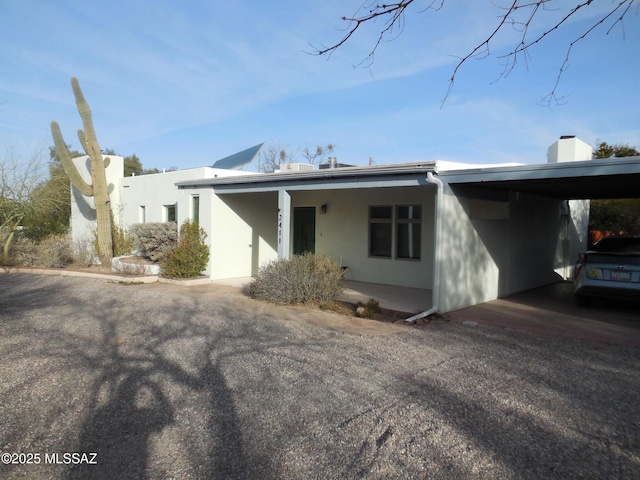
<box><xmin>397</xmin><ymin>223</ymin><xmax>421</xmax><ymax>259</ymax></box>
<box><xmin>370</xmin><ymin>206</ymin><xmax>392</xmax><ymax>219</ymax></box>
<box><xmin>397</xmin><ymin>205</ymin><xmax>421</xmax><ymax>220</ymax></box>
<box><xmin>370</xmin><ymin>223</ymin><xmax>392</xmax><ymax>257</ymax></box>
<box><xmin>166</xmin><ymin>205</ymin><xmax>176</xmax><ymax>223</ymax></box>
<box><xmin>192</xmin><ymin>196</ymin><xmax>200</xmax><ymax>223</ymax></box>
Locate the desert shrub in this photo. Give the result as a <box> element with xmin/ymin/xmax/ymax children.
<box><xmin>130</xmin><ymin>222</ymin><xmax>178</xmax><ymax>262</ymax></box>
<box><xmin>355</xmin><ymin>298</ymin><xmax>381</xmax><ymax>319</ymax></box>
<box><xmin>7</xmin><ymin>234</ymin><xmax>38</xmax><ymax>266</ymax></box>
<box><xmin>247</xmin><ymin>253</ymin><xmax>344</xmax><ymax>305</ymax></box>
<box><xmin>160</xmin><ymin>220</ymin><xmax>209</xmax><ymax>279</ymax></box>
<box><xmin>36</xmin><ymin>234</ymin><xmax>73</xmax><ymax>268</ymax></box>
<box><xmin>112</xmin><ymin>223</ymin><xmax>133</xmax><ymax>257</ymax></box>
<box><xmin>73</xmin><ymin>236</ymin><xmax>97</xmax><ymax>267</ymax></box>
<box><xmin>93</xmin><ymin>222</ymin><xmax>133</xmax><ymax>259</ymax></box>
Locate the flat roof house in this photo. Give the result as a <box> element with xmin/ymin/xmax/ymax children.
<box><xmin>69</xmin><ymin>137</ymin><xmax>640</xmax><ymax>316</ymax></box>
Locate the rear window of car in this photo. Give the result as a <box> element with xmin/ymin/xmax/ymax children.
<box><xmin>593</xmin><ymin>237</ymin><xmax>640</xmax><ymax>253</ymax></box>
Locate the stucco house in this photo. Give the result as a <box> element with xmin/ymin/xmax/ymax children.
<box><xmin>69</xmin><ymin>136</ymin><xmax>640</xmax><ymax>317</ymax></box>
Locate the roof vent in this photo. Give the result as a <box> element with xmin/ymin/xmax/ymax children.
<box><xmin>279</xmin><ymin>163</ymin><xmax>314</xmax><ymax>172</ymax></box>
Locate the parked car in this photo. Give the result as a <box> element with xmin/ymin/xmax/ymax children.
<box><xmin>574</xmin><ymin>235</ymin><xmax>640</xmax><ymax>306</ymax></box>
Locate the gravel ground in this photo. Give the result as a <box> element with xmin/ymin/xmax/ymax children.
<box><xmin>1</xmin><ymin>273</ymin><xmax>639</xmax><ymax>479</ymax></box>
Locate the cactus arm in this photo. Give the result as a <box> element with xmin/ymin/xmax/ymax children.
<box><xmin>77</xmin><ymin>128</ymin><xmax>86</xmax><ymax>151</ymax></box>
<box><xmin>72</xmin><ymin>77</ymin><xmax>101</xmax><ymax>158</ymax></box>
<box><xmin>103</xmin><ymin>157</ymin><xmax>110</xmax><ymax>168</ymax></box>
<box><xmin>50</xmin><ymin>120</ymin><xmax>93</xmax><ymax>197</ymax></box>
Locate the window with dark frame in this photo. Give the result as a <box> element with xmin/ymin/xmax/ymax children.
<box><xmin>369</xmin><ymin>206</ymin><xmax>392</xmax><ymax>258</ymax></box>
<box><xmin>368</xmin><ymin>204</ymin><xmax>422</xmax><ymax>260</ymax></box>
<box><xmin>192</xmin><ymin>195</ymin><xmax>200</xmax><ymax>223</ymax></box>
<box><xmin>165</xmin><ymin>204</ymin><xmax>176</xmax><ymax>223</ymax></box>
<box><xmin>396</xmin><ymin>205</ymin><xmax>421</xmax><ymax>260</ymax></box>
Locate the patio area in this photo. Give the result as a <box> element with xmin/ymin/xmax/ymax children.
<box><xmin>212</xmin><ymin>277</ymin><xmax>432</xmax><ymax>315</ymax></box>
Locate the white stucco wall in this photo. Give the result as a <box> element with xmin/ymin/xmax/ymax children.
<box><xmin>70</xmin><ymin>155</ymin><xmax>124</xmax><ymax>245</ymax></box>
<box><xmin>202</xmin><ymin>185</ymin><xmax>437</xmax><ymax>288</ymax></box>
<box><xmin>208</xmin><ymin>191</ymin><xmax>278</xmax><ymax>279</ymax></box>
<box><xmin>291</xmin><ymin>186</ymin><xmax>436</xmax><ymax>289</ymax></box>
<box><xmin>118</xmin><ymin>167</ymin><xmax>252</xmax><ymax>227</ymax></box>
<box><xmin>118</xmin><ymin>167</ymin><xmax>256</xmax><ymax>276</ymax></box>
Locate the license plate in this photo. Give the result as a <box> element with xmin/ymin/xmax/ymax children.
<box><xmin>611</xmin><ymin>270</ymin><xmax>631</xmax><ymax>282</ymax></box>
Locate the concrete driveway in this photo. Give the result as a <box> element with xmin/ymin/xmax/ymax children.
<box><xmin>1</xmin><ymin>273</ymin><xmax>639</xmax><ymax>479</ymax></box>
<box><xmin>449</xmin><ymin>282</ymin><xmax>640</xmax><ymax>347</ymax></box>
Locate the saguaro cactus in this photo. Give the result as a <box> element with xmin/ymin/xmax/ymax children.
<box><xmin>50</xmin><ymin>77</ymin><xmax>113</xmax><ymax>265</ymax></box>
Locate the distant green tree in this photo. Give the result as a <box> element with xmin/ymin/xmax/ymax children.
<box><xmin>590</xmin><ymin>142</ymin><xmax>640</xmax><ymax>235</ymax></box>
<box><xmin>594</xmin><ymin>142</ymin><xmax>639</xmax><ymax>159</ymax></box>
<box><xmin>124</xmin><ymin>154</ymin><xmax>142</xmax><ymax>177</ymax></box>
<box><xmin>1</xmin><ymin>146</ymin><xmax>65</xmax><ymax>259</ymax></box>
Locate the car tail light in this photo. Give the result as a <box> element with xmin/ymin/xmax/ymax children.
<box><xmin>575</xmin><ymin>253</ymin><xmax>585</xmax><ymax>277</ymax></box>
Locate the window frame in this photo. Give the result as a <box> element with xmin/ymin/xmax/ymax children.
<box><xmin>164</xmin><ymin>203</ymin><xmax>177</xmax><ymax>223</ymax></box>
<box><xmin>368</xmin><ymin>205</ymin><xmax>393</xmax><ymax>258</ymax></box>
<box><xmin>395</xmin><ymin>204</ymin><xmax>422</xmax><ymax>260</ymax></box>
<box><xmin>192</xmin><ymin>195</ymin><xmax>200</xmax><ymax>223</ymax></box>
<box><xmin>368</xmin><ymin>204</ymin><xmax>422</xmax><ymax>261</ymax></box>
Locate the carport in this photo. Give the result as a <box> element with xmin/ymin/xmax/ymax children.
<box><xmin>441</xmin><ymin>155</ymin><xmax>640</xmax><ymax>344</ymax></box>
<box><xmin>430</xmin><ymin>153</ymin><xmax>640</xmax><ymax>314</ymax></box>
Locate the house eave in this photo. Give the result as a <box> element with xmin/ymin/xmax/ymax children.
<box><xmin>176</xmin><ymin>162</ymin><xmax>439</xmax><ymax>192</ymax></box>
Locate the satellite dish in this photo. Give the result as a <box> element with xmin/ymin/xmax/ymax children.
<box><xmin>212</xmin><ymin>143</ymin><xmax>264</xmax><ymax>169</ymax></box>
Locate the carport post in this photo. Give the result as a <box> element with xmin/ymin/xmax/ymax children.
<box><xmin>277</xmin><ymin>189</ymin><xmax>291</xmax><ymax>259</ymax></box>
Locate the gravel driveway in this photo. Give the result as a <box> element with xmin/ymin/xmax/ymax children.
<box><xmin>1</xmin><ymin>273</ymin><xmax>639</xmax><ymax>479</ymax></box>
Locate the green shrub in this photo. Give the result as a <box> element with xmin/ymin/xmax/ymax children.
<box><xmin>36</xmin><ymin>234</ymin><xmax>73</xmax><ymax>268</ymax></box>
<box><xmin>247</xmin><ymin>253</ymin><xmax>344</xmax><ymax>305</ymax></box>
<box><xmin>160</xmin><ymin>220</ymin><xmax>209</xmax><ymax>278</ymax></box>
<box><xmin>130</xmin><ymin>222</ymin><xmax>178</xmax><ymax>262</ymax></box>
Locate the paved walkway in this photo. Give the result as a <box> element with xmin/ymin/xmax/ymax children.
<box><xmin>449</xmin><ymin>283</ymin><xmax>640</xmax><ymax>347</ymax></box>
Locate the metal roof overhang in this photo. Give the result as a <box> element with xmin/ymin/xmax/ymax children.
<box><xmin>440</xmin><ymin>157</ymin><xmax>640</xmax><ymax>200</ymax></box>
<box><xmin>176</xmin><ymin>163</ymin><xmax>438</xmax><ymax>194</ymax></box>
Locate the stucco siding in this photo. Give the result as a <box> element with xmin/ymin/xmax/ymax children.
<box><xmin>438</xmin><ymin>186</ymin><xmax>578</xmax><ymax>312</ymax></box>
<box><xmin>209</xmin><ymin>192</ymin><xmax>278</xmax><ymax>279</ymax></box>
<box><xmin>291</xmin><ymin>186</ymin><xmax>436</xmax><ymax>289</ymax></box>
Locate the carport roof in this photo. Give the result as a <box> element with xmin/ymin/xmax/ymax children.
<box><xmin>440</xmin><ymin>156</ymin><xmax>640</xmax><ymax>199</ymax></box>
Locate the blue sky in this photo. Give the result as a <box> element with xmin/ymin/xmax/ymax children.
<box><xmin>1</xmin><ymin>0</ymin><xmax>638</xmax><ymax>171</ymax></box>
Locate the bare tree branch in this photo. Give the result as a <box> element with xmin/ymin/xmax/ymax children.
<box><xmin>313</xmin><ymin>1</ymin><xmax>638</xmax><ymax>106</ymax></box>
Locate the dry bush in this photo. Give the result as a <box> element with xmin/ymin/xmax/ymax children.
<box><xmin>130</xmin><ymin>222</ymin><xmax>177</xmax><ymax>262</ymax></box>
<box><xmin>1</xmin><ymin>233</ymin><xmax>37</xmax><ymax>266</ymax></box>
<box><xmin>247</xmin><ymin>253</ymin><xmax>344</xmax><ymax>305</ymax></box>
<box><xmin>36</xmin><ymin>234</ymin><xmax>73</xmax><ymax>268</ymax></box>
<box><xmin>72</xmin><ymin>236</ymin><xmax>97</xmax><ymax>267</ymax></box>
<box><xmin>355</xmin><ymin>298</ymin><xmax>381</xmax><ymax>319</ymax></box>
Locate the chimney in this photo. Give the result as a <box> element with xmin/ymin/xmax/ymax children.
<box><xmin>548</xmin><ymin>136</ymin><xmax>592</xmax><ymax>163</ymax></box>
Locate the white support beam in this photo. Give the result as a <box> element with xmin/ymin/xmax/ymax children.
<box><xmin>277</xmin><ymin>189</ymin><xmax>291</xmax><ymax>259</ymax></box>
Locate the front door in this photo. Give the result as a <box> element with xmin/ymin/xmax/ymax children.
<box><xmin>293</xmin><ymin>206</ymin><xmax>316</xmax><ymax>255</ymax></box>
